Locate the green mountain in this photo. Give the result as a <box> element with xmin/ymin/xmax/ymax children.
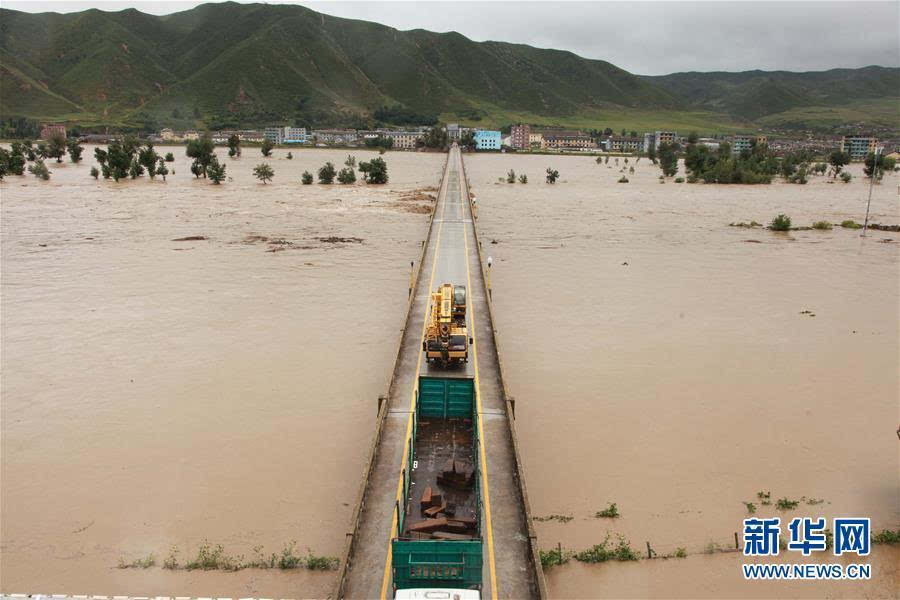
<box><xmin>0</xmin><ymin>2</ymin><xmax>897</xmax><ymax>134</ymax></box>
<box><xmin>0</xmin><ymin>2</ymin><xmax>680</xmax><ymax>131</ymax></box>
<box><xmin>642</xmin><ymin>67</ymin><xmax>900</xmax><ymax>132</ymax></box>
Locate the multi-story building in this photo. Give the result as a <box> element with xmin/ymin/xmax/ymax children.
<box><xmin>606</xmin><ymin>136</ymin><xmax>643</xmax><ymax>153</ymax></box>
<box><xmin>283</xmin><ymin>127</ymin><xmax>307</xmax><ymax>143</ymax></box>
<box><xmin>642</xmin><ymin>130</ymin><xmax>678</xmax><ymax>152</ymax></box>
<box><xmin>384</xmin><ymin>130</ymin><xmax>423</xmax><ymax>150</ymax></box>
<box><xmin>474</xmin><ymin>130</ymin><xmax>501</xmax><ymax>150</ymax></box>
<box><xmin>731</xmin><ymin>134</ymin><xmax>769</xmax><ymax>154</ymax></box>
<box><xmin>543</xmin><ymin>130</ymin><xmax>594</xmax><ymax>151</ymax></box>
<box><xmin>39</xmin><ymin>124</ymin><xmax>66</xmax><ymax>140</ymax></box>
<box><xmin>841</xmin><ymin>136</ymin><xmax>877</xmax><ymax>159</ymax></box>
<box><xmin>183</xmin><ymin>130</ymin><xmax>200</xmax><ymax>141</ymax></box>
<box><xmin>238</xmin><ymin>130</ymin><xmax>266</xmax><ymax>143</ymax></box>
<box><xmin>263</xmin><ymin>126</ymin><xmax>309</xmax><ymax>145</ymax></box>
<box><xmin>264</xmin><ymin>127</ymin><xmax>283</xmax><ymax>144</ymax></box>
<box><xmin>510</xmin><ymin>124</ymin><xmax>531</xmax><ymax>149</ymax></box>
<box><xmin>528</xmin><ymin>131</ymin><xmax>544</xmax><ymax>148</ymax></box>
<box><xmin>159</xmin><ymin>128</ymin><xmax>176</xmax><ymax>141</ymax></box>
<box><xmin>311</xmin><ymin>129</ymin><xmax>359</xmax><ymax>145</ymax></box>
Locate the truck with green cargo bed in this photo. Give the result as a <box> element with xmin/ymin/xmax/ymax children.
<box><xmin>391</xmin><ymin>375</ymin><xmax>483</xmax><ymax>597</ymax></box>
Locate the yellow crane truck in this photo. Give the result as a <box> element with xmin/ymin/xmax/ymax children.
<box><xmin>422</xmin><ymin>283</ymin><xmax>470</xmax><ymax>365</ymax></box>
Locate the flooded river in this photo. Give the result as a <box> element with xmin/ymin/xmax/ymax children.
<box><xmin>3</xmin><ymin>146</ymin><xmax>898</xmax><ymax>598</ymax></box>
<box><xmin>0</xmin><ymin>147</ymin><xmax>443</xmax><ymax>596</ymax></box>
<box><xmin>466</xmin><ymin>153</ymin><xmax>899</xmax><ymax>598</ymax></box>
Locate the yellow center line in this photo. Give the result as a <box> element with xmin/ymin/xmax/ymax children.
<box><xmin>379</xmin><ymin>154</ymin><xmax>451</xmax><ymax>600</ymax></box>
<box><xmin>461</xmin><ymin>152</ymin><xmax>499</xmax><ymax>600</ymax></box>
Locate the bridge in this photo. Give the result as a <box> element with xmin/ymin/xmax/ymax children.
<box><xmin>334</xmin><ymin>146</ymin><xmax>546</xmax><ymax>599</ymax></box>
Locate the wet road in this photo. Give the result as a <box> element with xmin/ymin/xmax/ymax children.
<box><xmin>338</xmin><ymin>147</ymin><xmax>540</xmax><ymax>599</ymax></box>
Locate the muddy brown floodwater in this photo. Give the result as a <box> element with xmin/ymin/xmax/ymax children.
<box><xmin>467</xmin><ymin>154</ymin><xmax>899</xmax><ymax>598</ymax></box>
<box><xmin>1</xmin><ymin>146</ymin><xmax>444</xmax><ymax>596</ymax></box>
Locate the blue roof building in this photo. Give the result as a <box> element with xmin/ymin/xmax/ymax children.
<box><xmin>474</xmin><ymin>130</ymin><xmax>501</xmax><ymax>150</ymax></box>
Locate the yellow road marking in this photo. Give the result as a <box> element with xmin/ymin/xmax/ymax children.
<box><xmin>461</xmin><ymin>152</ymin><xmax>499</xmax><ymax>600</ymax></box>
<box><xmin>379</xmin><ymin>155</ymin><xmax>451</xmax><ymax>600</ymax></box>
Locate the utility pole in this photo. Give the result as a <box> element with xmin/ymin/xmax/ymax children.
<box><xmin>862</xmin><ymin>146</ymin><xmax>882</xmax><ymax>237</ymax></box>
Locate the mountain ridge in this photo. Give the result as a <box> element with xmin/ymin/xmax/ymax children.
<box><xmin>1</xmin><ymin>2</ymin><xmax>897</xmax><ymax>134</ymax></box>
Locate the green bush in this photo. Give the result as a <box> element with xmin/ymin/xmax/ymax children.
<box><xmin>28</xmin><ymin>160</ymin><xmax>50</xmax><ymax>180</ymax></box>
<box><xmin>573</xmin><ymin>535</ymin><xmax>639</xmax><ymax>563</ymax></box>
<box><xmin>595</xmin><ymin>503</ymin><xmax>619</xmax><ymax>518</ymax></box>
<box><xmin>539</xmin><ymin>546</ymin><xmax>571</xmax><ymax>568</ymax></box>
<box><xmin>775</xmin><ymin>497</ymin><xmax>799</xmax><ymax>511</ymax></box>
<box><xmin>840</xmin><ymin>220</ymin><xmax>861</xmax><ymax>229</ymax></box>
<box><xmin>301</xmin><ymin>171</ymin><xmax>313</xmax><ymax>184</ymax></box>
<box><xmin>318</xmin><ymin>162</ymin><xmax>336</xmax><ymax>184</ymax></box>
<box><xmin>617</xmin><ymin>176</ymin><xmax>629</xmax><ymax>183</ymax></box>
<box><xmin>674</xmin><ymin>177</ymin><xmax>684</xmax><ymax>183</ymax></box>
<box><xmin>812</xmin><ymin>221</ymin><xmax>833</xmax><ymax>230</ymax></box>
<box><xmin>337</xmin><ymin>167</ymin><xmax>356</xmax><ymax>184</ymax></box>
<box><xmin>872</xmin><ymin>529</ymin><xmax>900</xmax><ymax>545</ymax></box>
<box><xmin>840</xmin><ymin>172</ymin><xmax>852</xmax><ymax>183</ymax></box>
<box><xmin>769</xmin><ymin>214</ymin><xmax>792</xmax><ymax>231</ymax></box>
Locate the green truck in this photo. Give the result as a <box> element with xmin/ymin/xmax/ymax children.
<box><xmin>391</xmin><ymin>375</ymin><xmax>483</xmax><ymax>597</ymax></box>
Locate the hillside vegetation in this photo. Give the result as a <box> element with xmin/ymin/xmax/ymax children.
<box><xmin>1</xmin><ymin>3</ymin><xmax>897</xmax><ymax>134</ymax></box>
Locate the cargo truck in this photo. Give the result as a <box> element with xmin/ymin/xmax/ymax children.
<box><xmin>423</xmin><ymin>284</ymin><xmax>471</xmax><ymax>366</ymax></box>
<box><xmin>391</xmin><ymin>375</ymin><xmax>483</xmax><ymax>597</ymax></box>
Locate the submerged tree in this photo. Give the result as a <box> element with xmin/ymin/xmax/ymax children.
<box><xmin>227</xmin><ymin>133</ymin><xmax>241</xmax><ymax>158</ymax></box>
<box><xmin>545</xmin><ymin>167</ymin><xmax>559</xmax><ymax>183</ymax></box>
<box><xmin>657</xmin><ymin>142</ymin><xmax>679</xmax><ymax>177</ymax></box>
<box><xmin>261</xmin><ymin>137</ymin><xmax>274</xmax><ymax>157</ymax></box>
<box><xmin>46</xmin><ymin>131</ymin><xmax>67</xmax><ymax>163</ymax></box>
<box><xmin>207</xmin><ymin>156</ymin><xmax>226</xmax><ymax>184</ymax></box>
<box><xmin>359</xmin><ymin>157</ymin><xmax>388</xmax><ymax>184</ymax></box>
<box><xmin>28</xmin><ymin>159</ymin><xmax>50</xmax><ymax>180</ymax></box>
<box><xmin>186</xmin><ymin>135</ymin><xmax>215</xmax><ymax>178</ymax></box>
<box><xmin>337</xmin><ymin>167</ymin><xmax>356</xmax><ymax>184</ymax></box>
<box><xmin>254</xmin><ymin>163</ymin><xmax>274</xmax><ymax>184</ymax></box>
<box><xmin>318</xmin><ymin>161</ymin><xmax>337</xmax><ymax>184</ymax></box>
<box><xmin>67</xmin><ymin>138</ymin><xmax>84</xmax><ymax>162</ymax></box>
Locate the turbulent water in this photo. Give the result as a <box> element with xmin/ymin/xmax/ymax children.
<box><xmin>0</xmin><ymin>147</ymin><xmax>443</xmax><ymax>596</ymax></box>
<box><xmin>466</xmin><ymin>153</ymin><xmax>900</xmax><ymax>598</ymax></box>
<box><xmin>3</xmin><ymin>147</ymin><xmax>898</xmax><ymax>598</ymax></box>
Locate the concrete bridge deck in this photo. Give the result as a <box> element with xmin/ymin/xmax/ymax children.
<box><xmin>335</xmin><ymin>147</ymin><xmax>544</xmax><ymax>599</ymax></box>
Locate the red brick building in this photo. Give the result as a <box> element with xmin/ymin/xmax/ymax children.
<box><xmin>510</xmin><ymin>124</ymin><xmax>531</xmax><ymax>149</ymax></box>
<box><xmin>40</xmin><ymin>124</ymin><xmax>66</xmax><ymax>140</ymax></box>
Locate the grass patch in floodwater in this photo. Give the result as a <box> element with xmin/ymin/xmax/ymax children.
<box><xmin>872</xmin><ymin>529</ymin><xmax>900</xmax><ymax>544</ymax></box>
<box><xmin>533</xmin><ymin>514</ymin><xmax>574</xmax><ymax>523</ymax></box>
<box><xmin>540</xmin><ymin>546</ymin><xmax>573</xmax><ymax>568</ymax></box>
<box><xmin>757</xmin><ymin>490</ymin><xmax>772</xmax><ymax>506</ymax></box>
<box><xmin>812</xmin><ymin>221</ymin><xmax>833</xmax><ymax>230</ymax></box>
<box><xmin>673</xmin><ymin>547</ymin><xmax>687</xmax><ymax>558</ymax></box>
<box><xmin>841</xmin><ymin>219</ymin><xmax>862</xmax><ymax>229</ymax></box>
<box><xmin>574</xmin><ymin>535</ymin><xmax>640</xmax><ymax>563</ymax></box>
<box><xmin>743</xmin><ymin>502</ymin><xmax>757</xmax><ymax>514</ymax></box>
<box><xmin>156</xmin><ymin>541</ymin><xmax>338</xmax><ymax>572</ymax></box>
<box><xmin>729</xmin><ymin>221</ymin><xmax>763</xmax><ymax>228</ymax></box>
<box><xmin>118</xmin><ymin>553</ymin><xmax>155</xmax><ymax>569</ymax></box>
<box><xmin>769</xmin><ymin>214</ymin><xmax>792</xmax><ymax>231</ymax></box>
<box><xmin>704</xmin><ymin>542</ymin><xmax>723</xmax><ymax>554</ymax></box>
<box><xmin>541</xmin><ymin>535</ymin><xmax>640</xmax><ymax>569</ymax></box>
<box><xmin>595</xmin><ymin>503</ymin><xmax>620</xmax><ymax>518</ymax></box>
<box><xmin>775</xmin><ymin>497</ymin><xmax>800</xmax><ymax>511</ymax></box>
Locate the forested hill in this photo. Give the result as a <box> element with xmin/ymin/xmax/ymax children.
<box><xmin>1</xmin><ymin>2</ymin><xmax>897</xmax><ymax>133</ymax></box>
